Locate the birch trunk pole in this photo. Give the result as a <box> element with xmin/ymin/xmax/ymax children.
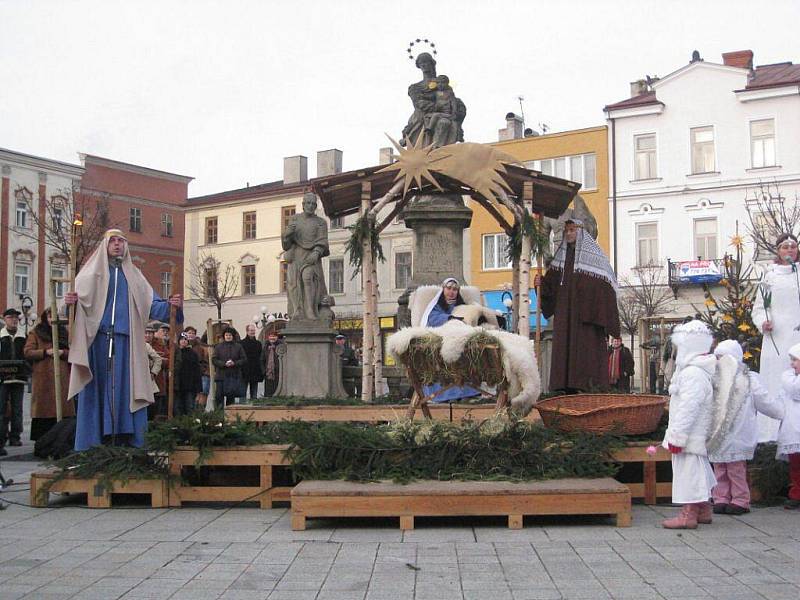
<box><xmin>511</xmin><ymin>256</ymin><xmax>520</xmax><ymax>333</ymax></box>
<box><xmin>371</xmin><ymin>260</ymin><xmax>383</xmax><ymax>398</ymax></box>
<box><xmin>360</xmin><ymin>182</ymin><xmax>374</xmax><ymax>402</ymax></box>
<box><xmin>518</xmin><ymin>183</ymin><xmax>534</xmax><ymax>339</ymax></box>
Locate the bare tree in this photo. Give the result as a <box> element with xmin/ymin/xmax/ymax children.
<box><xmin>617</xmin><ymin>289</ymin><xmax>645</xmax><ymax>349</ymax></box>
<box><xmin>187</xmin><ymin>252</ymin><xmax>239</xmax><ymax>321</ymax></box>
<box><xmin>744</xmin><ymin>182</ymin><xmax>800</xmax><ymax>260</ymax></box>
<box><xmin>9</xmin><ymin>186</ymin><xmax>113</xmax><ymax>270</ymax></box>
<box><xmin>617</xmin><ymin>263</ymin><xmax>674</xmax><ymax>345</ymax></box>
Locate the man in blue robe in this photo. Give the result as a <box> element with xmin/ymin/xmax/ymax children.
<box><xmin>65</xmin><ymin>230</ymin><xmax>182</xmax><ymax>450</ymax></box>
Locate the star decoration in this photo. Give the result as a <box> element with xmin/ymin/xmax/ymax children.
<box><xmin>729</xmin><ymin>234</ymin><xmax>744</xmax><ymax>248</ymax></box>
<box><xmin>378</xmin><ymin>133</ymin><xmax>445</xmax><ymax>197</ymax></box>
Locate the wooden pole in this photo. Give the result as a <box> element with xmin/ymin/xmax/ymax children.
<box><xmin>167</xmin><ymin>264</ymin><xmax>177</xmax><ymax>418</ymax></box>
<box><xmin>535</xmin><ymin>213</ymin><xmax>545</xmax><ymax>368</ymax></box>
<box><xmin>360</xmin><ymin>181</ymin><xmax>374</xmax><ymax>402</ymax></box>
<box><xmin>68</xmin><ymin>218</ymin><xmax>81</xmax><ymax>339</ymax></box>
<box><xmin>518</xmin><ymin>183</ymin><xmax>533</xmax><ymax>339</ymax></box>
<box><xmin>49</xmin><ymin>274</ymin><xmax>64</xmax><ymax>422</ymax></box>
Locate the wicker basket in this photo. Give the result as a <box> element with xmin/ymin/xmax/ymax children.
<box><xmin>536</xmin><ymin>394</ymin><xmax>666</xmax><ymax>435</ymax></box>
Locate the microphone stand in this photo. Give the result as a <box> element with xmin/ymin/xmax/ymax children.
<box><xmin>107</xmin><ymin>257</ymin><xmax>121</xmax><ymax>446</ymax></box>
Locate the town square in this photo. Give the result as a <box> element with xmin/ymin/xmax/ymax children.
<box><xmin>1</xmin><ymin>1</ymin><xmax>800</xmax><ymax>598</ymax></box>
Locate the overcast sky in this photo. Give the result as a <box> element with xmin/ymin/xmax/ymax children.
<box><xmin>2</xmin><ymin>0</ymin><xmax>798</xmax><ymax>196</ymax></box>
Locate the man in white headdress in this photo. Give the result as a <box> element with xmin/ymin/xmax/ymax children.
<box><xmin>65</xmin><ymin>229</ymin><xmax>182</xmax><ymax>450</ymax></box>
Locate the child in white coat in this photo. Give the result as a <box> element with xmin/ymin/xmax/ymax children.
<box><xmin>777</xmin><ymin>343</ymin><xmax>800</xmax><ymax>509</ymax></box>
<box><xmin>662</xmin><ymin>320</ymin><xmax>718</xmax><ymax>529</ymax></box>
<box><xmin>709</xmin><ymin>340</ymin><xmax>784</xmax><ymax>515</ymax></box>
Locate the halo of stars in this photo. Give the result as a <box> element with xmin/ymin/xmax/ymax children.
<box><xmin>406</xmin><ymin>38</ymin><xmax>437</xmax><ymax>60</ymax></box>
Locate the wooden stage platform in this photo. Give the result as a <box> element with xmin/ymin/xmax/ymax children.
<box><xmin>290</xmin><ymin>478</ymin><xmax>631</xmax><ymax>530</ymax></box>
<box><xmin>30</xmin><ymin>470</ymin><xmax>169</xmax><ymax>508</ymax></box>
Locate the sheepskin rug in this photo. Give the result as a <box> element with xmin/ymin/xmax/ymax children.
<box><xmin>387</xmin><ymin>320</ymin><xmax>541</xmax><ymax>417</ymax></box>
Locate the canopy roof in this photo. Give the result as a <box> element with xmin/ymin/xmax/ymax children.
<box><xmin>313</xmin><ymin>151</ymin><xmax>580</xmax><ymax>219</ymax></box>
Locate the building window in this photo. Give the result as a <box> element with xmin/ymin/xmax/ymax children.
<box><xmin>159</xmin><ymin>271</ymin><xmax>172</xmax><ymax>298</ymax></box>
<box><xmin>751</xmin><ymin>118</ymin><xmax>776</xmax><ymax>168</ymax></box>
<box><xmin>204</xmin><ymin>267</ymin><xmax>218</xmax><ymax>297</ymax></box>
<box><xmin>14</xmin><ymin>263</ymin><xmax>30</xmax><ymax>295</ymax></box>
<box><xmin>482</xmin><ymin>233</ymin><xmax>511</xmax><ymax>270</ymax></box>
<box><xmin>280</xmin><ymin>261</ymin><xmax>288</xmax><ymax>293</ymax></box>
<box><xmin>15</xmin><ymin>200</ymin><xmax>29</xmax><ymax>228</ymax></box>
<box><xmin>243</xmin><ymin>211</ymin><xmax>257</xmax><ymax>240</ymax></box>
<box><xmin>535</xmin><ymin>154</ymin><xmax>596</xmax><ymax>189</ymax></box>
<box><xmin>694</xmin><ymin>218</ymin><xmax>718</xmax><ymax>260</ymax></box>
<box><xmin>282</xmin><ymin>206</ymin><xmax>296</xmax><ymax>233</ymax></box>
<box><xmin>636</xmin><ymin>222</ymin><xmax>659</xmax><ymax>267</ymax></box>
<box><xmin>161</xmin><ymin>213</ymin><xmax>173</xmax><ymax>237</ymax></box>
<box><xmin>241</xmin><ymin>265</ymin><xmax>256</xmax><ymax>295</ymax></box>
<box><xmin>691</xmin><ymin>126</ymin><xmax>715</xmax><ymax>174</ymax></box>
<box><xmin>330</xmin><ymin>215</ymin><xmax>345</xmax><ymax>229</ymax></box>
<box><xmin>51</xmin><ymin>265</ymin><xmax>66</xmax><ymax>298</ymax></box>
<box><xmin>129</xmin><ymin>207</ymin><xmax>142</xmax><ymax>232</ymax></box>
<box><xmin>205</xmin><ymin>216</ymin><xmax>218</xmax><ymax>245</ymax></box>
<box><xmin>329</xmin><ymin>258</ymin><xmax>344</xmax><ymax>294</ymax></box>
<box><xmin>634</xmin><ymin>134</ymin><xmax>657</xmax><ymax>180</ymax></box>
<box><xmin>395</xmin><ymin>251</ymin><xmax>412</xmax><ymax>289</ymax></box>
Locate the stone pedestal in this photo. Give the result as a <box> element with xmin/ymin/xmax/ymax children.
<box><xmin>274</xmin><ymin>321</ymin><xmax>347</xmax><ymax>399</ymax></box>
<box><xmin>397</xmin><ymin>192</ymin><xmax>473</xmax><ymax>326</ymax></box>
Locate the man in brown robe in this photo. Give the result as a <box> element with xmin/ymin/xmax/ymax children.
<box><xmin>539</xmin><ymin>220</ymin><xmax>620</xmax><ymax>392</ymax></box>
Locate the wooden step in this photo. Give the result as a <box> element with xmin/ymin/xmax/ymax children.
<box><xmin>291</xmin><ymin>477</ymin><xmax>631</xmax><ymax>530</ymax></box>
<box><xmin>30</xmin><ymin>470</ymin><xmax>168</xmax><ymax>508</ymax></box>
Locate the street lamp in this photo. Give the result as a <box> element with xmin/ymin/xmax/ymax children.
<box><xmin>501</xmin><ymin>291</ymin><xmax>513</xmax><ymax>332</ymax></box>
<box><xmin>18</xmin><ymin>295</ymin><xmax>36</xmax><ymax>335</ymax></box>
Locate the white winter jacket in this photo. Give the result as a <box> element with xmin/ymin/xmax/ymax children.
<box><xmin>709</xmin><ymin>371</ymin><xmax>784</xmax><ymax>463</ymax></box>
<box><xmin>777</xmin><ymin>368</ymin><xmax>800</xmax><ymax>460</ymax></box>
<box><xmin>663</xmin><ymin>353</ymin><xmax>716</xmax><ymax>455</ymax></box>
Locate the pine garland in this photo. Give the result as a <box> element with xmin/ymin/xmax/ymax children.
<box><xmin>506</xmin><ymin>209</ymin><xmax>549</xmax><ymax>263</ymax></box>
<box><xmin>344</xmin><ymin>214</ymin><xmax>386</xmax><ymax>278</ymax></box>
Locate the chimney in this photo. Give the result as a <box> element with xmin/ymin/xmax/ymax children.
<box><xmin>378</xmin><ymin>147</ymin><xmax>395</xmax><ymax>165</ymax></box>
<box><xmin>283</xmin><ymin>155</ymin><xmax>308</xmax><ymax>184</ymax></box>
<box><xmin>524</xmin><ymin>127</ymin><xmax>540</xmax><ymax>138</ymax></box>
<box><xmin>722</xmin><ymin>49</ymin><xmax>754</xmax><ymax>70</ymax></box>
<box><xmin>316</xmin><ymin>149</ymin><xmax>342</xmax><ymax>177</ymax></box>
<box><xmin>498</xmin><ymin>112</ymin><xmax>524</xmax><ymax>141</ymax></box>
<box><xmin>629</xmin><ymin>79</ymin><xmax>647</xmax><ymax>98</ymax></box>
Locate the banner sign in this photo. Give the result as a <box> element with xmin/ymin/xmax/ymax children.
<box><xmin>677</xmin><ymin>260</ymin><xmax>722</xmax><ymax>284</ymax></box>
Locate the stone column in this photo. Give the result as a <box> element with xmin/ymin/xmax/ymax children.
<box><xmin>274</xmin><ymin>320</ymin><xmax>348</xmax><ymax>399</ymax></box>
<box><xmin>397</xmin><ymin>192</ymin><xmax>473</xmax><ymax>326</ymax></box>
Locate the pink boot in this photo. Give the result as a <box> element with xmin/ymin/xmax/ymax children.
<box><xmin>662</xmin><ymin>504</ymin><xmax>699</xmax><ymax>529</ymax></box>
<box><xmin>696</xmin><ymin>502</ymin><xmax>713</xmax><ymax>524</ymax></box>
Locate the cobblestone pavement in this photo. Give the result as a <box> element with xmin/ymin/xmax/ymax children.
<box><xmin>2</xmin><ymin>449</ymin><xmax>800</xmax><ymax>600</ymax></box>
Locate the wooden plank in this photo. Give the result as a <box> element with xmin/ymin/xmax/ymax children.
<box><xmin>226</xmin><ymin>404</ymin><xmax>542</xmax><ymax>423</ymax></box>
<box><xmin>169</xmin><ymin>486</ymin><xmax>267</xmax><ymax>507</ymax></box>
<box><xmin>291</xmin><ymin>478</ymin><xmax>630</xmax><ymax>529</ymax></box>
<box><xmin>399</xmin><ymin>515</ymin><xmax>414</xmax><ymax>530</ymax></box>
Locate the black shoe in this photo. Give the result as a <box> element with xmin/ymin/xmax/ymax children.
<box><xmin>0</xmin><ymin>447</ymin><xmax>7</xmax><ymax>456</ymax></box>
<box><xmin>9</xmin><ymin>440</ymin><xmax>22</xmax><ymax>447</ymax></box>
<box><xmin>725</xmin><ymin>504</ymin><xmax>750</xmax><ymax>515</ymax></box>
<box><xmin>713</xmin><ymin>503</ymin><xmax>728</xmax><ymax>514</ymax></box>
<box><xmin>784</xmin><ymin>499</ymin><xmax>800</xmax><ymax>510</ymax></box>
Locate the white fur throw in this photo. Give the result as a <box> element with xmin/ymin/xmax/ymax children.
<box><xmin>451</xmin><ymin>304</ymin><xmax>500</xmax><ymax>329</ymax></box>
<box><xmin>387</xmin><ymin>320</ymin><xmax>541</xmax><ymax>417</ymax></box>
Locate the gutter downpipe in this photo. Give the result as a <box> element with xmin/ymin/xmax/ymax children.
<box><xmin>610</xmin><ymin>116</ymin><xmax>618</xmax><ymax>275</ymax></box>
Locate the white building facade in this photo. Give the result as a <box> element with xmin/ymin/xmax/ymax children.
<box><xmin>0</xmin><ymin>148</ymin><xmax>84</xmax><ymax>323</ymax></box>
<box><xmin>605</xmin><ymin>50</ymin><xmax>800</xmax><ymax>315</ymax></box>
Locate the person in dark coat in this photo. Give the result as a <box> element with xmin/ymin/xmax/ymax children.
<box><xmin>537</xmin><ymin>219</ymin><xmax>620</xmax><ymax>392</ymax></box>
<box><xmin>1</xmin><ymin>308</ymin><xmax>29</xmax><ymax>454</ymax></box>
<box><xmin>608</xmin><ymin>337</ymin><xmax>635</xmax><ymax>393</ymax></box>
<box><xmin>240</xmin><ymin>324</ymin><xmax>263</xmax><ymax>400</ymax></box>
<box><xmin>24</xmin><ymin>308</ymin><xmax>74</xmax><ymax>440</ymax></box>
<box><xmin>212</xmin><ymin>328</ymin><xmax>247</xmax><ymax>408</ymax></box>
<box><xmin>261</xmin><ymin>330</ymin><xmax>283</xmax><ymax>397</ymax></box>
<box><xmin>174</xmin><ymin>333</ymin><xmax>202</xmax><ymax>416</ymax></box>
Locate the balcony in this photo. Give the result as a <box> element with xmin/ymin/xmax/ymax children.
<box><xmin>667</xmin><ymin>257</ymin><xmax>725</xmax><ymax>297</ymax></box>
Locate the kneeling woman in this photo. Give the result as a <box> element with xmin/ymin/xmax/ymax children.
<box><xmin>420</xmin><ymin>278</ymin><xmax>480</xmax><ymax>402</ymax></box>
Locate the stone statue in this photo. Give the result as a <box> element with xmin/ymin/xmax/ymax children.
<box><xmin>400</xmin><ymin>53</ymin><xmax>466</xmax><ymax>149</ymax></box>
<box><xmin>282</xmin><ymin>192</ymin><xmax>330</xmax><ymax>320</ymax></box>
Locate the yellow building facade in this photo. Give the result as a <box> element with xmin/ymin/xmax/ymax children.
<box><xmin>470</xmin><ymin>125</ymin><xmax>609</xmax><ymax>291</ymax></box>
